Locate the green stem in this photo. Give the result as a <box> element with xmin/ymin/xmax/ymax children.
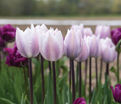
<box><xmin>117</xmin><ymin>52</ymin><xmax>120</xmax><ymax>83</ymax></box>
<box><xmin>89</xmin><ymin>57</ymin><xmax>92</xmax><ymax>103</ymax></box>
<box><xmin>99</xmin><ymin>58</ymin><xmax>103</xmax><ymax>82</ymax></box>
<box><xmin>95</xmin><ymin>57</ymin><xmax>98</xmax><ymax>88</ymax></box>
<box><xmin>40</xmin><ymin>56</ymin><xmax>45</xmax><ymax>103</ymax></box>
<box><xmin>52</xmin><ymin>61</ymin><xmax>57</xmax><ymax>104</ymax></box>
<box><xmin>70</xmin><ymin>59</ymin><xmax>75</xmax><ymax>102</ymax></box>
<box><xmin>78</xmin><ymin>62</ymin><xmax>82</xmax><ymax>97</ymax></box>
<box><xmin>28</xmin><ymin>59</ymin><xmax>33</xmax><ymax>104</ymax></box>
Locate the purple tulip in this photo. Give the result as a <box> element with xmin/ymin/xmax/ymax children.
<box><xmin>111</xmin><ymin>84</ymin><xmax>121</xmax><ymax>103</ymax></box>
<box><xmin>16</xmin><ymin>24</ymin><xmax>39</xmax><ymax>58</ymax></box>
<box><xmin>40</xmin><ymin>28</ymin><xmax>64</xmax><ymax>61</ymax></box>
<box><xmin>99</xmin><ymin>38</ymin><xmax>117</xmax><ymax>62</ymax></box>
<box><xmin>64</xmin><ymin>25</ymin><xmax>83</xmax><ymax>59</ymax></box>
<box><xmin>111</xmin><ymin>28</ymin><xmax>121</xmax><ymax>45</ymax></box>
<box><xmin>76</xmin><ymin>37</ymin><xmax>89</xmax><ymax>62</ymax></box>
<box><xmin>73</xmin><ymin>97</ymin><xmax>86</xmax><ymax>104</ymax></box>
<box><xmin>95</xmin><ymin>25</ymin><xmax>110</xmax><ymax>38</ymax></box>
<box><xmin>1</xmin><ymin>24</ymin><xmax>16</xmax><ymax>42</ymax></box>
<box><xmin>4</xmin><ymin>44</ymin><xmax>28</xmax><ymax>67</ymax></box>
<box><xmin>86</xmin><ymin>35</ymin><xmax>100</xmax><ymax>57</ymax></box>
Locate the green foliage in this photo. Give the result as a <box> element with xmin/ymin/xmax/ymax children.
<box><xmin>0</xmin><ymin>58</ymin><xmax>117</xmax><ymax>104</ymax></box>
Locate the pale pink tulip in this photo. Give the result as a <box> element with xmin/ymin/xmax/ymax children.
<box><xmin>64</xmin><ymin>26</ymin><xmax>82</xmax><ymax>59</ymax></box>
<box><xmin>40</xmin><ymin>28</ymin><xmax>64</xmax><ymax>61</ymax></box>
<box><xmin>16</xmin><ymin>24</ymin><xmax>39</xmax><ymax>58</ymax></box>
<box><xmin>86</xmin><ymin>35</ymin><xmax>100</xmax><ymax>57</ymax></box>
<box><xmin>95</xmin><ymin>25</ymin><xmax>110</xmax><ymax>38</ymax></box>
<box><xmin>84</xmin><ymin>28</ymin><xmax>93</xmax><ymax>37</ymax></box>
<box><xmin>99</xmin><ymin>37</ymin><xmax>117</xmax><ymax>62</ymax></box>
<box><xmin>76</xmin><ymin>37</ymin><xmax>89</xmax><ymax>62</ymax></box>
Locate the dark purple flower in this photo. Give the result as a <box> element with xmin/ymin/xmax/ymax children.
<box><xmin>111</xmin><ymin>28</ymin><xmax>121</xmax><ymax>45</ymax></box>
<box><xmin>111</xmin><ymin>84</ymin><xmax>121</xmax><ymax>103</ymax></box>
<box><xmin>73</xmin><ymin>98</ymin><xmax>86</xmax><ymax>104</ymax></box>
<box><xmin>1</xmin><ymin>24</ymin><xmax>16</xmax><ymax>42</ymax></box>
<box><xmin>5</xmin><ymin>44</ymin><xmax>28</xmax><ymax>67</ymax></box>
<box><xmin>0</xmin><ymin>37</ymin><xmax>6</xmax><ymax>50</ymax></box>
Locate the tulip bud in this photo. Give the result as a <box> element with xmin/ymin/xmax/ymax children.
<box><xmin>64</xmin><ymin>26</ymin><xmax>82</xmax><ymax>59</ymax></box>
<box><xmin>73</xmin><ymin>97</ymin><xmax>86</xmax><ymax>104</ymax></box>
<box><xmin>99</xmin><ymin>38</ymin><xmax>117</xmax><ymax>62</ymax></box>
<box><xmin>95</xmin><ymin>25</ymin><xmax>110</xmax><ymax>38</ymax></box>
<box><xmin>84</xmin><ymin>28</ymin><xmax>93</xmax><ymax>37</ymax></box>
<box><xmin>76</xmin><ymin>37</ymin><xmax>89</xmax><ymax>62</ymax></box>
<box><xmin>40</xmin><ymin>28</ymin><xmax>64</xmax><ymax>61</ymax></box>
<box><xmin>16</xmin><ymin>24</ymin><xmax>39</xmax><ymax>58</ymax></box>
<box><xmin>111</xmin><ymin>28</ymin><xmax>121</xmax><ymax>45</ymax></box>
<box><xmin>111</xmin><ymin>84</ymin><xmax>121</xmax><ymax>103</ymax></box>
<box><xmin>86</xmin><ymin>35</ymin><xmax>99</xmax><ymax>57</ymax></box>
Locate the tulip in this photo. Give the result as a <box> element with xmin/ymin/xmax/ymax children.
<box><xmin>75</xmin><ymin>38</ymin><xmax>89</xmax><ymax>97</ymax></box>
<box><xmin>99</xmin><ymin>38</ymin><xmax>117</xmax><ymax>86</ymax></box>
<box><xmin>99</xmin><ymin>38</ymin><xmax>117</xmax><ymax>63</ymax></box>
<box><xmin>73</xmin><ymin>97</ymin><xmax>86</xmax><ymax>104</ymax></box>
<box><xmin>64</xmin><ymin>25</ymin><xmax>83</xmax><ymax>101</ymax></box>
<box><xmin>83</xmin><ymin>28</ymin><xmax>93</xmax><ymax>37</ymax></box>
<box><xmin>95</xmin><ymin>25</ymin><xmax>110</xmax><ymax>83</ymax></box>
<box><xmin>16</xmin><ymin>24</ymin><xmax>40</xmax><ymax>104</ymax></box>
<box><xmin>4</xmin><ymin>44</ymin><xmax>28</xmax><ymax>67</ymax></box>
<box><xmin>1</xmin><ymin>24</ymin><xmax>16</xmax><ymax>42</ymax></box>
<box><xmin>111</xmin><ymin>84</ymin><xmax>121</xmax><ymax>103</ymax></box>
<box><xmin>16</xmin><ymin>24</ymin><xmax>39</xmax><ymax>58</ymax></box>
<box><xmin>111</xmin><ymin>28</ymin><xmax>121</xmax><ymax>45</ymax></box>
<box><xmin>40</xmin><ymin>28</ymin><xmax>64</xmax><ymax>104</ymax></box>
<box><xmin>86</xmin><ymin>35</ymin><xmax>100</xmax><ymax>101</ymax></box>
<box><xmin>76</xmin><ymin>38</ymin><xmax>89</xmax><ymax>62</ymax></box>
<box><xmin>95</xmin><ymin>25</ymin><xmax>110</xmax><ymax>38</ymax></box>
<box><xmin>40</xmin><ymin>28</ymin><xmax>64</xmax><ymax>61</ymax></box>
<box><xmin>64</xmin><ymin>27</ymin><xmax>82</xmax><ymax>59</ymax></box>
<box><xmin>87</xmin><ymin>35</ymin><xmax>99</xmax><ymax>57</ymax></box>
<box><xmin>71</xmin><ymin>24</ymin><xmax>84</xmax><ymax>35</ymax></box>
<box><xmin>111</xmin><ymin>28</ymin><xmax>121</xmax><ymax>82</ymax></box>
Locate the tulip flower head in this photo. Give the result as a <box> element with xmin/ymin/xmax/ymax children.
<box><xmin>1</xmin><ymin>24</ymin><xmax>16</xmax><ymax>42</ymax></box>
<box><xmin>76</xmin><ymin>37</ymin><xmax>89</xmax><ymax>62</ymax></box>
<box><xmin>111</xmin><ymin>28</ymin><xmax>121</xmax><ymax>45</ymax></box>
<box><xmin>84</xmin><ymin>28</ymin><xmax>93</xmax><ymax>37</ymax></box>
<box><xmin>111</xmin><ymin>84</ymin><xmax>121</xmax><ymax>103</ymax></box>
<box><xmin>5</xmin><ymin>44</ymin><xmax>28</xmax><ymax>67</ymax></box>
<box><xmin>35</xmin><ymin>24</ymin><xmax>48</xmax><ymax>32</ymax></box>
<box><xmin>86</xmin><ymin>35</ymin><xmax>99</xmax><ymax>57</ymax></box>
<box><xmin>71</xmin><ymin>24</ymin><xmax>84</xmax><ymax>33</ymax></box>
<box><xmin>95</xmin><ymin>25</ymin><xmax>110</xmax><ymax>38</ymax></box>
<box><xmin>73</xmin><ymin>97</ymin><xmax>86</xmax><ymax>104</ymax></box>
<box><xmin>64</xmin><ymin>26</ymin><xmax>82</xmax><ymax>59</ymax></box>
<box><xmin>40</xmin><ymin>28</ymin><xmax>64</xmax><ymax>61</ymax></box>
<box><xmin>16</xmin><ymin>24</ymin><xmax>39</xmax><ymax>58</ymax></box>
<box><xmin>99</xmin><ymin>38</ymin><xmax>117</xmax><ymax>62</ymax></box>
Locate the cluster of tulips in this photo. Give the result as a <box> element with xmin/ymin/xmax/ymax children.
<box><xmin>14</xmin><ymin>23</ymin><xmax>121</xmax><ymax>104</ymax></box>
<box><xmin>0</xmin><ymin>23</ymin><xmax>120</xmax><ymax>104</ymax></box>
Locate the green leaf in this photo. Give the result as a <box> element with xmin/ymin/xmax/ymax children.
<box><xmin>0</xmin><ymin>98</ymin><xmax>15</xmax><ymax>104</ymax></box>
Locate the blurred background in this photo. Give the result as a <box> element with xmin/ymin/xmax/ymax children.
<box><xmin>0</xmin><ymin>0</ymin><xmax>121</xmax><ymax>17</ymax></box>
